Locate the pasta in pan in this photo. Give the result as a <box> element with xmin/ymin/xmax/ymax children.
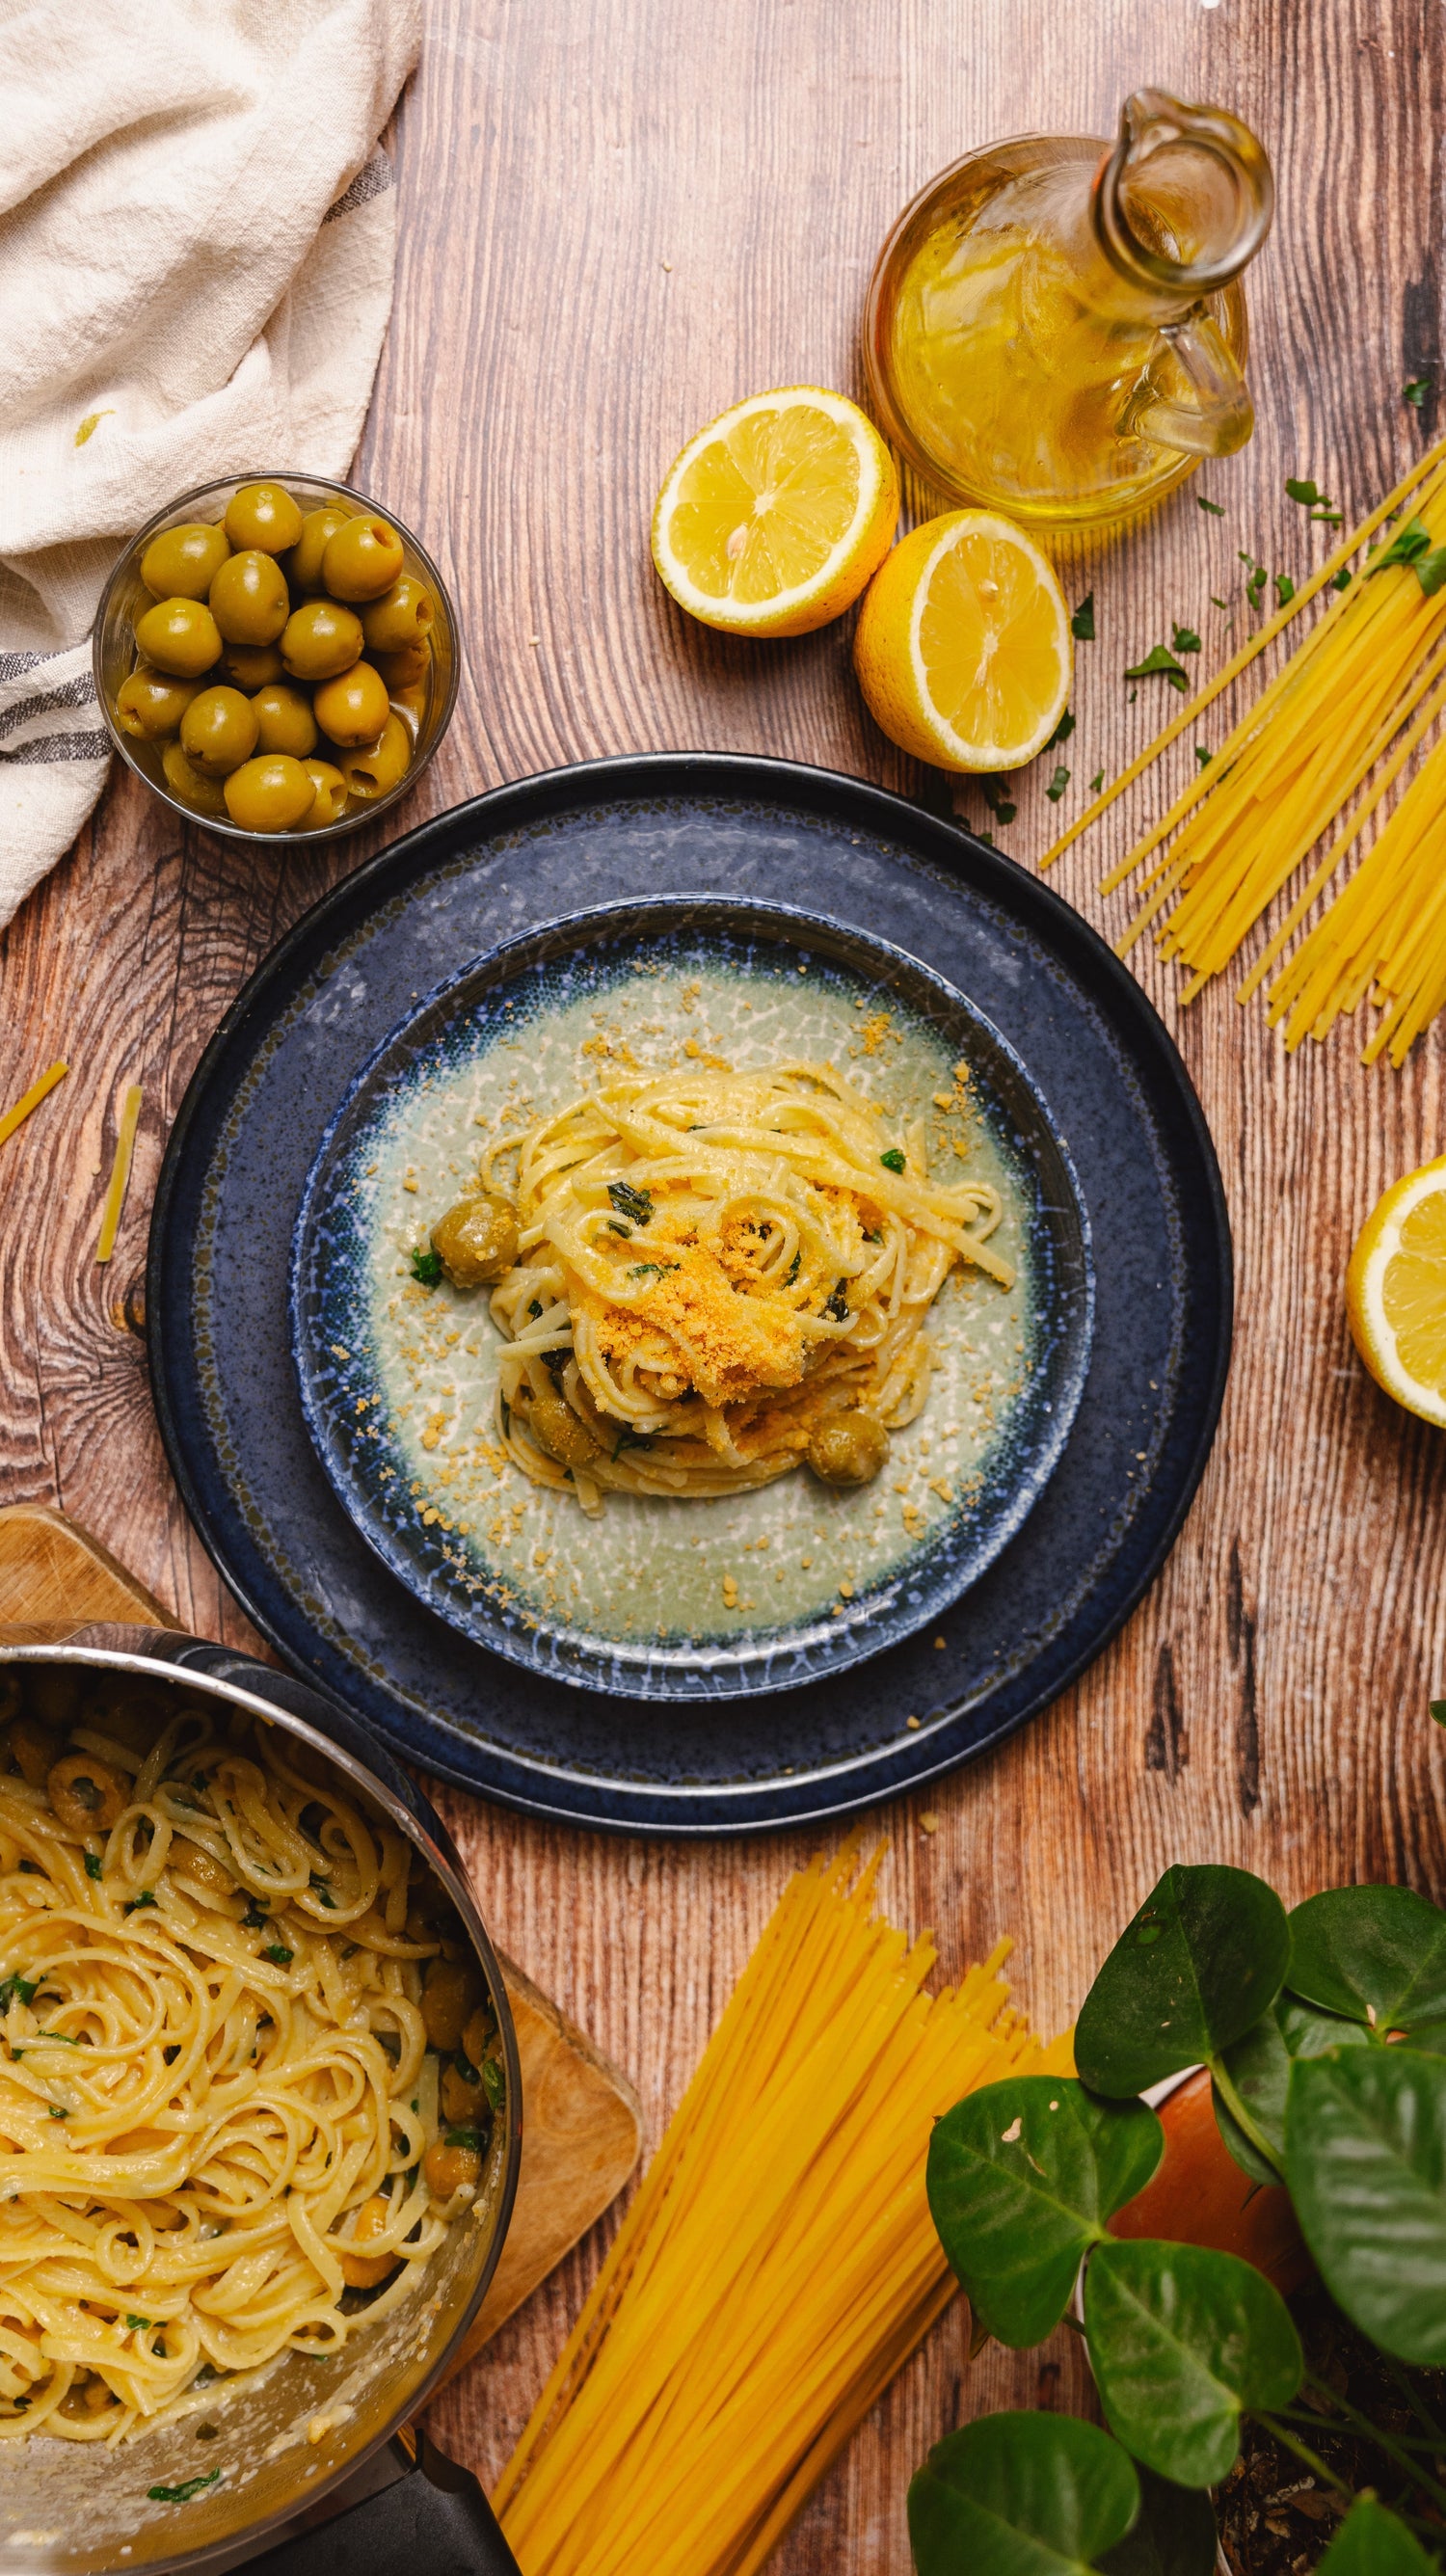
<box><xmin>0</xmin><ymin>1666</ymin><xmax>505</xmax><ymax>2445</ymax></box>
<box><xmin>430</xmin><ymin>1062</ymin><xmax>1013</xmax><ymax>1515</ymax></box>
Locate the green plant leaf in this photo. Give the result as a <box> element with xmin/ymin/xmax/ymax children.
<box><xmin>1096</xmin><ymin>2468</ymin><xmax>1217</xmax><ymax>2576</ymax></box>
<box><xmin>1074</xmin><ymin>1865</ymin><xmax>1292</xmax><ymax>2097</ymax></box>
<box><xmin>926</xmin><ymin>2077</ymin><xmax>1163</xmax><ymax>2348</ymax></box>
<box><xmin>1276</xmin><ymin>1993</ymin><xmax>1373</xmax><ymax>2059</ymax></box>
<box><xmin>1286</xmin><ymin>2048</ymin><xmax>1446</xmax><ymax>2362</ymax></box>
<box><xmin>1072</xmin><ymin>594</ymin><xmax>1096</xmax><ymax>641</ymax></box>
<box><xmin>1287</xmin><ymin>1885</ymin><xmax>1446</xmax><ymax>2040</ymax></box>
<box><xmin>1317</xmin><ymin>2494</ymin><xmax>1439</xmax><ymax>2574</ymax></box>
<box><xmin>1213</xmin><ymin>2006</ymin><xmax>1290</xmax><ymax>2182</ymax></box>
<box><xmin>1083</xmin><ymin>2240</ymin><xmax>1302</xmax><ymax>2487</ymax></box>
<box><xmin>908</xmin><ymin>2414</ymin><xmax>1139</xmax><ymax>2576</ymax></box>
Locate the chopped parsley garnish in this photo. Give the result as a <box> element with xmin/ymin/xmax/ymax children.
<box><xmin>241</xmin><ymin>1899</ymin><xmax>268</xmax><ymax>1928</ymax></box>
<box><xmin>410</xmin><ymin>1245</ymin><xmax>443</xmax><ymax>1286</ymax></box>
<box><xmin>1044</xmin><ymin>707</ymin><xmax>1075</xmax><ymax>749</ymax></box>
<box><xmin>879</xmin><ymin>1148</ymin><xmax>906</xmax><ymax>1175</ymax></box>
<box><xmin>0</xmin><ymin>1975</ymin><xmax>38</xmax><ymax>2011</ymax></box>
<box><xmin>785</xmin><ymin>1251</ymin><xmax>801</xmax><ymax>1286</ymax></box>
<box><xmin>126</xmin><ymin>2315</ymin><xmax>151</xmax><ymax>2332</ymax></box>
<box><xmin>627</xmin><ymin>1261</ymin><xmax>679</xmax><ymax>1278</ymax></box>
<box><xmin>1274</xmin><ymin>573</ymin><xmax>1296</xmax><ymax>606</ymax></box>
<box><xmin>444</xmin><ymin>2126</ymin><xmax>482</xmax><ymax>2151</ymax></box>
<box><xmin>526</xmin><ymin>1299</ymin><xmax>543</xmax><ymax>1319</ymax></box>
<box><xmin>1044</xmin><ymin>765</ymin><xmax>1070</xmax><ymax>803</ymax></box>
<box><xmin>481</xmin><ymin>2059</ymin><xmax>506</xmax><ymax>2111</ymax></box>
<box><xmin>1124</xmin><ymin>644</ymin><xmax>1189</xmax><ymax>692</ymax></box>
<box><xmin>610</xmin><ymin>1425</ymin><xmax>653</xmax><ymax>1461</ymax></box>
<box><xmin>1070</xmin><ymin>592</ymin><xmax>1095</xmax><ymax>640</ymax></box>
<box><xmin>1170</xmin><ymin>623</ymin><xmax>1201</xmax><ymax>656</ymax></box>
<box><xmin>1416</xmin><ymin>547</ymin><xmax>1446</xmax><ymax>597</ymax></box>
<box><xmin>1088</xmin><ymin>770</ymin><xmax>1105</xmax><ymax>794</ymax></box>
<box><xmin>980</xmin><ymin>775</ymin><xmax>1016</xmax><ymax>825</ymax></box>
<box><xmin>1195</xmin><ymin>495</ymin><xmax>1225</xmax><ymax>516</ymax></box>
<box><xmin>48</xmin><ymin>2105</ymin><xmax>67</xmax><ymax>2119</ymax></box>
<box><xmin>822</xmin><ymin>1281</ymin><xmax>851</xmax><ymax>1323</ymax></box>
<box><xmin>122</xmin><ymin>1891</ymin><xmax>157</xmax><ymax>1914</ymax></box>
<box><xmin>1195</xmin><ymin>745</ymin><xmax>1213</xmax><ymax>768</ymax></box>
<box><xmin>1405</xmin><ymin>376</ymin><xmax>1433</xmax><ymax>409</ymax></box>
<box><xmin>147</xmin><ymin>2470</ymin><xmax>221</xmax><ymax>2505</ymax></box>
<box><xmin>1368</xmin><ymin>516</ymin><xmax>1432</xmax><ymax>576</ymax></box>
<box><xmin>38</xmin><ymin>2029</ymin><xmax>77</xmax><ymax>2044</ymax></box>
<box><xmin>1285</xmin><ymin>475</ymin><xmax>1331</xmax><ymax>509</ymax></box>
<box><xmin>309</xmin><ymin>1874</ymin><xmax>336</xmax><ymax>1909</ymax></box>
<box><xmin>84</xmin><ymin>1853</ymin><xmax>102</xmax><ymax>1880</ymax></box>
<box><xmin>607</xmin><ymin>1179</ymin><xmax>654</xmax><ymax>1227</ymax></box>
<box><xmin>1331</xmin><ymin>566</ymin><xmax>1353</xmax><ymax>591</ymax></box>
<box><xmin>263</xmin><ymin>1944</ymin><xmax>293</xmax><ymax>1967</ymax></box>
<box><xmin>1210</xmin><ymin>594</ymin><xmax>1229</xmax><ymax>610</ymax></box>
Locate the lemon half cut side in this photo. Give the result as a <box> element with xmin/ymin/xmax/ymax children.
<box><xmin>1347</xmin><ymin>1153</ymin><xmax>1446</xmax><ymax>1427</ymax></box>
<box><xmin>651</xmin><ymin>387</ymin><xmax>899</xmax><ymax>639</ymax></box>
<box><xmin>853</xmin><ymin>509</ymin><xmax>1072</xmax><ymax>773</ymax></box>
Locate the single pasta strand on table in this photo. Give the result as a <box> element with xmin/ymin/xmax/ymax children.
<box><xmin>494</xmin><ymin>1841</ymin><xmax>1070</xmax><ymax>2576</ymax></box>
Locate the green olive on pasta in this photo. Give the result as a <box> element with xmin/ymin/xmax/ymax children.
<box><xmin>530</xmin><ymin>1386</ymin><xmax>602</xmax><ymax>1471</ymax></box>
<box><xmin>807</xmin><ymin>1410</ymin><xmax>890</xmax><ymax>1488</ymax></box>
<box><xmin>430</xmin><ymin>1191</ymin><xmax>519</xmax><ymax>1286</ymax></box>
<box><xmin>420</xmin><ymin>1954</ymin><xmax>482</xmax><ymax>2053</ymax></box>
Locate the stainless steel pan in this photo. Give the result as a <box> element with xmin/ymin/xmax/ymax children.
<box><xmin>0</xmin><ymin>1630</ymin><xmax>523</xmax><ymax>2576</ymax></box>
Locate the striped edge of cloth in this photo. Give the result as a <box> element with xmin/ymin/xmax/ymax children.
<box><xmin>0</xmin><ymin>642</ymin><xmax>110</xmax><ymax>930</ymax></box>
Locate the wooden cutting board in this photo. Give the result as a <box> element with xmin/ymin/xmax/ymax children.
<box><xmin>0</xmin><ymin>1502</ymin><xmax>642</xmax><ymax>2364</ymax></box>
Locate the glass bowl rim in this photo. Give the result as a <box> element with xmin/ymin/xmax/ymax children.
<box><xmin>91</xmin><ymin>467</ymin><xmax>461</xmax><ymax>847</ymax></box>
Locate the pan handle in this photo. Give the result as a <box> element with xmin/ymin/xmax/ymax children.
<box><xmin>240</xmin><ymin>2428</ymin><xmax>522</xmax><ymax>2575</ymax></box>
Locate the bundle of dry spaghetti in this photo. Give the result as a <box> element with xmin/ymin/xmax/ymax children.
<box><xmin>1039</xmin><ymin>429</ymin><xmax>1446</xmax><ymax>1065</ymax></box>
<box><xmin>494</xmin><ymin>1842</ymin><xmax>1068</xmax><ymax>2576</ymax></box>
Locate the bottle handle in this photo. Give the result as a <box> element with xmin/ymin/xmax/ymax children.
<box><xmin>1126</xmin><ymin>306</ymin><xmax>1254</xmax><ymax>458</ymax></box>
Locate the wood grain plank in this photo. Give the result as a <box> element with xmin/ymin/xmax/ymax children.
<box><xmin>4</xmin><ymin>2</ymin><xmax>1446</xmax><ymax>2567</ymax></box>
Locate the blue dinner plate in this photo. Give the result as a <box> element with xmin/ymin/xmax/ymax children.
<box><xmin>147</xmin><ymin>753</ymin><xmax>1231</xmax><ymax>1835</ymax></box>
<box><xmin>289</xmin><ymin>898</ymin><xmax>1094</xmax><ymax>1701</ymax></box>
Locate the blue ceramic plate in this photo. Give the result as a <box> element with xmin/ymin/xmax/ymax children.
<box><xmin>290</xmin><ymin>899</ymin><xmax>1094</xmax><ymax>1700</ymax></box>
<box><xmin>147</xmin><ymin>753</ymin><xmax>1232</xmax><ymax>1835</ymax></box>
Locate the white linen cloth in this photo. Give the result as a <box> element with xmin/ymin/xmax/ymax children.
<box><xmin>0</xmin><ymin>0</ymin><xmax>421</xmax><ymax>931</ymax></box>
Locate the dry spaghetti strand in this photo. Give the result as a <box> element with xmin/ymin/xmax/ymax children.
<box><xmin>494</xmin><ymin>1840</ymin><xmax>1071</xmax><ymax>2576</ymax></box>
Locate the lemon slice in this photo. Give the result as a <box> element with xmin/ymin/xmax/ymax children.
<box><xmin>651</xmin><ymin>387</ymin><xmax>899</xmax><ymax>638</ymax></box>
<box><xmin>1347</xmin><ymin>1154</ymin><xmax>1446</xmax><ymax>1425</ymax></box>
<box><xmin>853</xmin><ymin>510</ymin><xmax>1071</xmax><ymax>772</ymax></box>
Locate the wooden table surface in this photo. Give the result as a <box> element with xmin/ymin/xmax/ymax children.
<box><xmin>3</xmin><ymin>0</ymin><xmax>1445</xmax><ymax>2562</ymax></box>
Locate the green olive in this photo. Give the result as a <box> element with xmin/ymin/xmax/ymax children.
<box><xmin>223</xmin><ymin>481</ymin><xmax>305</xmax><ymax>554</ymax></box>
<box><xmin>208</xmin><ymin>550</ymin><xmax>291</xmax><ymax>646</ymax></box>
<box><xmin>430</xmin><ymin>1191</ymin><xmax>519</xmax><ymax>1286</ymax></box>
<box><xmin>134</xmin><ymin>597</ymin><xmax>222</xmax><ymax>679</ymax></box>
<box><xmin>139</xmin><ymin>522</ymin><xmax>230</xmax><ymax>602</ymax></box>
<box><xmin>281</xmin><ymin>597</ymin><xmax>363</xmax><ymax>682</ymax></box>
<box><xmin>283</xmin><ymin>505</ymin><xmax>350</xmax><ymax>594</ymax></box>
<box><xmin>251</xmin><ymin>681</ymin><xmax>318</xmax><ymax>759</ymax></box>
<box><xmin>361</xmin><ymin>577</ymin><xmax>436</xmax><ymax>656</ymax></box>
<box><xmin>313</xmin><ymin>659</ymin><xmax>389</xmax><ymax>747</ymax></box>
<box><xmin>420</xmin><ymin>1955</ymin><xmax>482</xmax><ymax>2053</ymax></box>
<box><xmin>530</xmin><ymin>1386</ymin><xmax>602</xmax><ymax>1470</ymax></box>
<box><xmin>321</xmin><ymin>514</ymin><xmax>406</xmax><ymax>602</ymax></box>
<box><xmin>217</xmin><ymin>639</ymin><xmax>284</xmax><ymax>690</ymax></box>
<box><xmin>374</xmin><ymin>639</ymin><xmax>431</xmax><ymax>693</ymax></box>
<box><xmin>114</xmin><ymin>666</ymin><xmax>201</xmax><ymax>740</ymax></box>
<box><xmin>179</xmin><ymin>684</ymin><xmax>260</xmax><ymax>778</ymax></box>
<box><xmin>338</xmin><ymin>711</ymin><xmax>412</xmax><ymax>800</ymax></box>
<box><xmin>222</xmin><ymin>753</ymin><xmax>316</xmax><ymax>833</ymax></box>
<box><xmin>807</xmin><ymin>1410</ymin><xmax>889</xmax><ymax>1488</ymax></box>
<box><xmin>161</xmin><ymin>739</ymin><xmax>228</xmax><ymax>818</ymax></box>
<box><xmin>299</xmin><ymin>758</ymin><xmax>349</xmax><ymax>828</ymax></box>
<box><xmin>440</xmin><ymin>2056</ymin><xmax>488</xmax><ymax>2127</ymax></box>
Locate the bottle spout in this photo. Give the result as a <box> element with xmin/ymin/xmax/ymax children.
<box><xmin>1094</xmin><ymin>87</ymin><xmax>1274</xmax><ymax>303</ymax></box>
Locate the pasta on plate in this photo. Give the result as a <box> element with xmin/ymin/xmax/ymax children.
<box><xmin>0</xmin><ymin>1667</ymin><xmax>504</xmax><ymax>2444</ymax></box>
<box><xmin>430</xmin><ymin>1062</ymin><xmax>1015</xmax><ymax>1516</ymax></box>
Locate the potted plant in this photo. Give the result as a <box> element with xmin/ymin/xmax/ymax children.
<box><xmin>910</xmin><ymin>1863</ymin><xmax>1446</xmax><ymax>2571</ymax></box>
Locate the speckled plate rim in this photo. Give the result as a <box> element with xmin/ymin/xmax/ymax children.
<box><xmin>146</xmin><ymin>750</ymin><xmax>1233</xmax><ymax>1836</ymax></box>
<box><xmin>288</xmin><ymin>894</ymin><xmax>1095</xmax><ymax>1697</ymax></box>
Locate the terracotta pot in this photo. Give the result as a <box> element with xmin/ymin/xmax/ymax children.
<box><xmin>1110</xmin><ymin>2066</ymin><xmax>1311</xmax><ymax>2294</ymax></box>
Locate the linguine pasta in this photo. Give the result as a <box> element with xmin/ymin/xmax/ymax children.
<box><xmin>0</xmin><ymin>1668</ymin><xmax>504</xmax><ymax>2445</ymax></box>
<box><xmin>477</xmin><ymin>1061</ymin><xmax>1012</xmax><ymax>1513</ymax></box>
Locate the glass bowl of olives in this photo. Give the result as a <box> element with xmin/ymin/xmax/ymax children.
<box><xmin>93</xmin><ymin>471</ymin><xmax>459</xmax><ymax>842</ymax></box>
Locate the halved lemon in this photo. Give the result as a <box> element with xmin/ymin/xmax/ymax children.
<box><xmin>1347</xmin><ymin>1154</ymin><xmax>1446</xmax><ymax>1426</ymax></box>
<box><xmin>650</xmin><ymin>387</ymin><xmax>899</xmax><ymax>638</ymax></box>
<box><xmin>853</xmin><ymin>510</ymin><xmax>1071</xmax><ymax>772</ymax></box>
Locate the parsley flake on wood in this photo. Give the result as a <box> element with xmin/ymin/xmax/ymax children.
<box><xmin>1088</xmin><ymin>770</ymin><xmax>1105</xmax><ymax>793</ymax></box>
<box><xmin>879</xmin><ymin>1148</ymin><xmax>906</xmax><ymax>1174</ymax></box>
<box><xmin>607</xmin><ymin>1180</ymin><xmax>654</xmax><ymax>1226</ymax></box>
<box><xmin>1195</xmin><ymin>745</ymin><xmax>1213</xmax><ymax>767</ymax></box>
<box><xmin>409</xmin><ymin>1247</ymin><xmax>442</xmax><ymax>1287</ymax></box>
<box><xmin>147</xmin><ymin>2471</ymin><xmax>222</xmax><ymax>2505</ymax></box>
<box><xmin>979</xmin><ymin>775</ymin><xmax>1016</xmax><ymax>825</ymax></box>
<box><xmin>1332</xmin><ymin>566</ymin><xmax>1353</xmax><ymax>590</ymax></box>
<box><xmin>1124</xmin><ymin>644</ymin><xmax>1190</xmax><ymax>692</ymax></box>
<box><xmin>1070</xmin><ymin>593</ymin><xmax>1095</xmax><ymax>640</ymax></box>
<box><xmin>1171</xmin><ymin>623</ymin><xmax>1201</xmax><ymax>655</ymax></box>
<box><xmin>1405</xmin><ymin>376</ymin><xmax>1433</xmax><ymax>409</ymax></box>
<box><xmin>1274</xmin><ymin>573</ymin><xmax>1296</xmax><ymax>606</ymax></box>
<box><xmin>1045</xmin><ymin>765</ymin><xmax>1070</xmax><ymax>802</ymax></box>
<box><xmin>1196</xmin><ymin>494</ymin><xmax>1225</xmax><ymax>515</ymax></box>
<box><xmin>1044</xmin><ymin>708</ymin><xmax>1075</xmax><ymax>749</ymax></box>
